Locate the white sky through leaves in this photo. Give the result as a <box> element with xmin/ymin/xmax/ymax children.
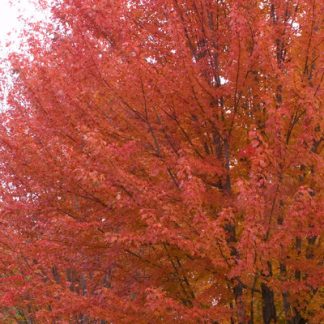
<box><xmin>0</xmin><ymin>1</ymin><xmax>48</xmax><ymax>108</ymax></box>
<box><xmin>0</xmin><ymin>0</ymin><xmax>46</xmax><ymax>56</ymax></box>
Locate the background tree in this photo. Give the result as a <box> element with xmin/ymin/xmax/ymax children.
<box><xmin>0</xmin><ymin>0</ymin><xmax>323</xmax><ymax>323</ymax></box>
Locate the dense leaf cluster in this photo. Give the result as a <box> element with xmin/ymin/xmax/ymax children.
<box><xmin>0</xmin><ymin>0</ymin><xmax>323</xmax><ymax>323</ymax></box>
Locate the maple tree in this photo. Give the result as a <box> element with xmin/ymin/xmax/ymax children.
<box><xmin>0</xmin><ymin>0</ymin><xmax>323</xmax><ymax>322</ymax></box>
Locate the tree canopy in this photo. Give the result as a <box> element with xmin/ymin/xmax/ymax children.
<box><xmin>0</xmin><ymin>0</ymin><xmax>323</xmax><ymax>323</ymax></box>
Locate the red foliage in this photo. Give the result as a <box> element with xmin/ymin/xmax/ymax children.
<box><xmin>0</xmin><ymin>0</ymin><xmax>323</xmax><ymax>322</ymax></box>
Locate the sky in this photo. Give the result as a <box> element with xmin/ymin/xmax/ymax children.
<box><xmin>0</xmin><ymin>0</ymin><xmax>46</xmax><ymax>56</ymax></box>
<box><xmin>0</xmin><ymin>1</ymin><xmax>48</xmax><ymax>108</ymax></box>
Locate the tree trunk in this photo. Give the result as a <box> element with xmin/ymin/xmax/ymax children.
<box><xmin>261</xmin><ymin>283</ymin><xmax>277</xmax><ymax>324</ymax></box>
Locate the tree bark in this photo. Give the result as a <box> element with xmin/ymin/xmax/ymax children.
<box><xmin>261</xmin><ymin>282</ymin><xmax>277</xmax><ymax>324</ymax></box>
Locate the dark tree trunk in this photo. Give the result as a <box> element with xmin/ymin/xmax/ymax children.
<box><xmin>261</xmin><ymin>283</ymin><xmax>277</xmax><ymax>324</ymax></box>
